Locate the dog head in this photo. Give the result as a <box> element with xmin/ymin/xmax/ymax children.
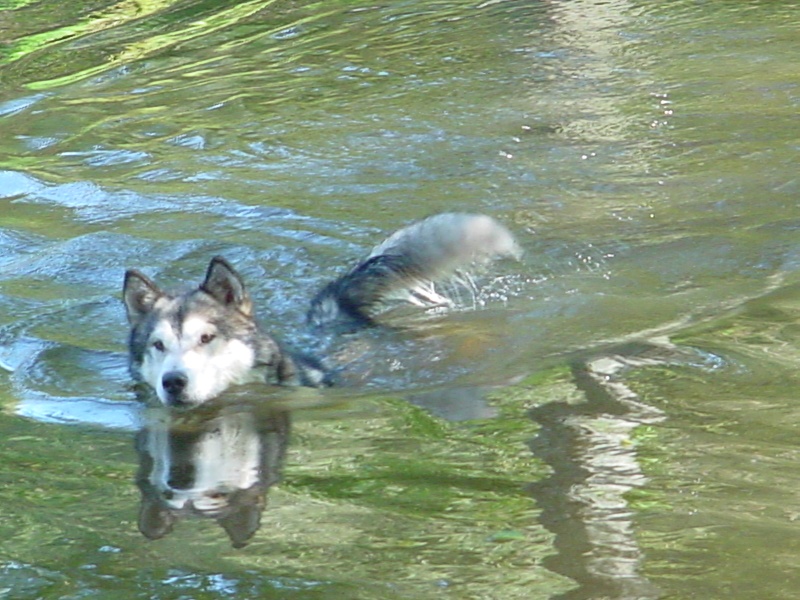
<box><xmin>123</xmin><ymin>257</ymin><xmax>265</xmax><ymax>407</ymax></box>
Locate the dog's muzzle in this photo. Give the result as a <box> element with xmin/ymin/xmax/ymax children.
<box><xmin>161</xmin><ymin>371</ymin><xmax>189</xmax><ymax>406</ymax></box>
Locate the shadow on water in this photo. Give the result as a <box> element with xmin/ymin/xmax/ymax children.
<box><xmin>527</xmin><ymin>342</ymin><xmax>697</xmax><ymax>600</ymax></box>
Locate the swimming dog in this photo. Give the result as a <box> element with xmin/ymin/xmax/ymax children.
<box><xmin>122</xmin><ymin>213</ymin><xmax>520</xmax><ymax>407</ymax></box>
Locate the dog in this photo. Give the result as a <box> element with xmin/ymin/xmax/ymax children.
<box><xmin>123</xmin><ymin>213</ymin><xmax>521</xmax><ymax>407</ymax></box>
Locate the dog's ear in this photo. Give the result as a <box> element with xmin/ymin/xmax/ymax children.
<box><xmin>123</xmin><ymin>270</ymin><xmax>163</xmax><ymax>325</ymax></box>
<box><xmin>201</xmin><ymin>256</ymin><xmax>252</xmax><ymax>315</ymax></box>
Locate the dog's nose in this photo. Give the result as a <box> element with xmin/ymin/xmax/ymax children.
<box><xmin>162</xmin><ymin>371</ymin><xmax>188</xmax><ymax>399</ymax></box>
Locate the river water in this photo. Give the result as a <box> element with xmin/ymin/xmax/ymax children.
<box><xmin>1</xmin><ymin>1</ymin><xmax>798</xmax><ymax>598</ymax></box>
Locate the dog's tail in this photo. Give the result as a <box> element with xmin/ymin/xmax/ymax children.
<box><xmin>307</xmin><ymin>213</ymin><xmax>521</xmax><ymax>327</ymax></box>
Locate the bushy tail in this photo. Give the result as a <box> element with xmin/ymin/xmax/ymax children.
<box><xmin>307</xmin><ymin>213</ymin><xmax>521</xmax><ymax>327</ymax></box>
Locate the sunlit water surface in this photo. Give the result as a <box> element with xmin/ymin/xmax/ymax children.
<box><xmin>1</xmin><ymin>1</ymin><xmax>799</xmax><ymax>598</ymax></box>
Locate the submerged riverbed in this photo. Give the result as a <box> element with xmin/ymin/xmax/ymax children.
<box><xmin>1</xmin><ymin>1</ymin><xmax>799</xmax><ymax>598</ymax></box>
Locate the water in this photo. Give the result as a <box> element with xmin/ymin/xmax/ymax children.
<box><xmin>1</xmin><ymin>0</ymin><xmax>799</xmax><ymax>598</ymax></box>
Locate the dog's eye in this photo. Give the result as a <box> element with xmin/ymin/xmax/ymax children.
<box><xmin>152</xmin><ymin>340</ymin><xmax>165</xmax><ymax>352</ymax></box>
<box><xmin>200</xmin><ymin>333</ymin><xmax>216</xmax><ymax>345</ymax></box>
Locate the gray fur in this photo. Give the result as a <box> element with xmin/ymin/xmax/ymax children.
<box><xmin>124</xmin><ymin>213</ymin><xmax>520</xmax><ymax>405</ymax></box>
<box><xmin>123</xmin><ymin>257</ymin><xmax>311</xmax><ymax>406</ymax></box>
<box><xmin>307</xmin><ymin>213</ymin><xmax>521</xmax><ymax>327</ymax></box>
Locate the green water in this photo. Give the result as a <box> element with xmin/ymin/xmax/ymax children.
<box><xmin>1</xmin><ymin>0</ymin><xmax>799</xmax><ymax>598</ymax></box>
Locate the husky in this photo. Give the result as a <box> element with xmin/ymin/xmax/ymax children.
<box><xmin>123</xmin><ymin>213</ymin><xmax>521</xmax><ymax>407</ymax></box>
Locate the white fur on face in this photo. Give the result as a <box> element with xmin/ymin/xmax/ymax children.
<box><xmin>140</xmin><ymin>311</ymin><xmax>257</xmax><ymax>405</ymax></box>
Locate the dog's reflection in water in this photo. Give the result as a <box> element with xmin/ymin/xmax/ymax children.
<box><xmin>135</xmin><ymin>403</ymin><xmax>289</xmax><ymax>548</ymax></box>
